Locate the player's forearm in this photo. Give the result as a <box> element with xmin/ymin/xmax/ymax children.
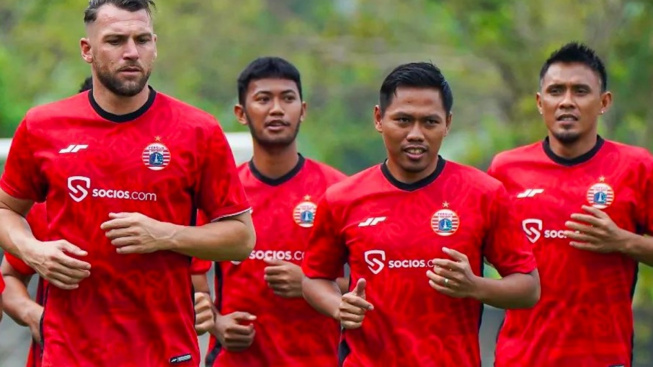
<box><xmin>302</xmin><ymin>277</ymin><xmax>342</xmax><ymax>319</ymax></box>
<box><xmin>168</xmin><ymin>216</ymin><xmax>255</xmax><ymax>262</ymax></box>
<box><xmin>336</xmin><ymin>277</ymin><xmax>350</xmax><ymax>294</ymax></box>
<box><xmin>0</xmin><ymin>274</ymin><xmax>41</xmax><ymax>327</ymax></box>
<box><xmin>191</xmin><ymin>273</ymin><xmax>210</xmax><ymax>294</ymax></box>
<box><xmin>0</xmin><ymin>208</ymin><xmax>38</xmax><ymax>258</ymax></box>
<box><xmin>620</xmin><ymin>232</ymin><xmax>653</xmax><ymax>266</ymax></box>
<box><xmin>473</xmin><ymin>270</ymin><xmax>540</xmax><ymax>309</ymax></box>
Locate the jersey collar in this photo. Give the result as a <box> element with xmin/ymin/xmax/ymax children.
<box><xmin>381</xmin><ymin>156</ymin><xmax>446</xmax><ymax>191</ymax></box>
<box><xmin>542</xmin><ymin>135</ymin><xmax>604</xmax><ymax>166</ymax></box>
<box><xmin>88</xmin><ymin>86</ymin><xmax>156</xmax><ymax>123</ymax></box>
<box><xmin>249</xmin><ymin>153</ymin><xmax>306</xmax><ymax>186</ymax></box>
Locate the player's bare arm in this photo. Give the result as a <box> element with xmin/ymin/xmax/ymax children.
<box><xmin>303</xmin><ymin>277</ymin><xmax>373</xmax><ymax>329</ymax></box>
<box><xmin>427</xmin><ymin>247</ymin><xmax>540</xmax><ymax>308</ymax></box>
<box><xmin>0</xmin><ymin>189</ymin><xmax>91</xmax><ymax>290</ymax></box>
<box><xmin>192</xmin><ymin>273</ymin><xmax>215</xmax><ymax>335</ymax></box>
<box><xmin>0</xmin><ymin>259</ymin><xmax>43</xmax><ymax>342</ymax></box>
<box><xmin>565</xmin><ymin>205</ymin><xmax>653</xmax><ymax>265</ymax></box>
<box><xmin>212</xmin><ymin>311</ymin><xmax>257</xmax><ymax>352</ymax></box>
<box><xmin>100</xmin><ymin>210</ymin><xmax>255</xmax><ymax>261</ymax></box>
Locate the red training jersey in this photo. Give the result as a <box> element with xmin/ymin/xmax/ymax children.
<box><xmin>207</xmin><ymin>155</ymin><xmax>346</xmax><ymax>367</ymax></box>
<box><xmin>302</xmin><ymin>159</ymin><xmax>536</xmax><ymax>367</ymax></box>
<box><xmin>489</xmin><ymin>137</ymin><xmax>653</xmax><ymax>367</ymax></box>
<box><xmin>0</xmin><ymin>89</ymin><xmax>250</xmax><ymax>367</ymax></box>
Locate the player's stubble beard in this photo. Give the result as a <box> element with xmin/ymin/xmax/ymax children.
<box><xmin>552</xmin><ymin>129</ymin><xmax>582</xmax><ymax>145</ymax></box>
<box><xmin>95</xmin><ymin>63</ymin><xmax>151</xmax><ymax>97</ymax></box>
<box><xmin>245</xmin><ymin>112</ymin><xmax>301</xmax><ymax>149</ymax></box>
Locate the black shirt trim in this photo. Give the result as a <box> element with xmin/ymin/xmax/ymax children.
<box><xmin>249</xmin><ymin>153</ymin><xmax>305</xmax><ymax>186</ymax></box>
<box><xmin>88</xmin><ymin>86</ymin><xmax>156</xmax><ymax>123</ymax></box>
<box><xmin>381</xmin><ymin>156</ymin><xmax>446</xmax><ymax>191</ymax></box>
<box><xmin>542</xmin><ymin>136</ymin><xmax>604</xmax><ymax>166</ymax></box>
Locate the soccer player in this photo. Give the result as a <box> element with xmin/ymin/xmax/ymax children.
<box><xmin>205</xmin><ymin>57</ymin><xmax>347</xmax><ymax>367</ymax></box>
<box><xmin>0</xmin><ymin>1</ymin><xmax>254</xmax><ymax>366</ymax></box>
<box><xmin>301</xmin><ymin>62</ymin><xmax>540</xmax><ymax>367</ymax></box>
<box><xmin>489</xmin><ymin>42</ymin><xmax>653</xmax><ymax>367</ymax></box>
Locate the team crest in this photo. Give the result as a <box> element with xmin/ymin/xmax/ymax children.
<box><xmin>293</xmin><ymin>195</ymin><xmax>317</xmax><ymax>228</ymax></box>
<box><xmin>431</xmin><ymin>202</ymin><xmax>460</xmax><ymax>236</ymax></box>
<box><xmin>142</xmin><ymin>137</ymin><xmax>171</xmax><ymax>171</ymax></box>
<box><xmin>586</xmin><ymin>177</ymin><xmax>614</xmax><ymax>209</ymax></box>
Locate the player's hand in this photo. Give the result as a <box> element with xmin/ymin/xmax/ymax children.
<box><xmin>26</xmin><ymin>304</ymin><xmax>44</xmax><ymax>344</ymax></box>
<box><xmin>427</xmin><ymin>247</ymin><xmax>480</xmax><ymax>299</ymax></box>
<box><xmin>337</xmin><ymin>278</ymin><xmax>374</xmax><ymax>329</ymax></box>
<box><xmin>214</xmin><ymin>312</ymin><xmax>256</xmax><ymax>352</ymax></box>
<box><xmin>22</xmin><ymin>239</ymin><xmax>91</xmax><ymax>290</ymax></box>
<box><xmin>263</xmin><ymin>258</ymin><xmax>304</xmax><ymax>298</ymax></box>
<box><xmin>101</xmin><ymin>212</ymin><xmax>177</xmax><ymax>254</ymax></box>
<box><xmin>194</xmin><ymin>292</ymin><xmax>215</xmax><ymax>335</ymax></box>
<box><xmin>564</xmin><ymin>205</ymin><xmax>631</xmax><ymax>253</ymax></box>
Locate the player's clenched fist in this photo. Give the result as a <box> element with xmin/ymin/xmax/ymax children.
<box><xmin>263</xmin><ymin>258</ymin><xmax>304</xmax><ymax>298</ymax></box>
<box><xmin>101</xmin><ymin>212</ymin><xmax>177</xmax><ymax>254</ymax></box>
<box><xmin>427</xmin><ymin>247</ymin><xmax>479</xmax><ymax>299</ymax></box>
<box><xmin>22</xmin><ymin>239</ymin><xmax>91</xmax><ymax>290</ymax></box>
<box><xmin>214</xmin><ymin>311</ymin><xmax>257</xmax><ymax>352</ymax></box>
<box><xmin>194</xmin><ymin>292</ymin><xmax>215</xmax><ymax>335</ymax></box>
<box><xmin>337</xmin><ymin>278</ymin><xmax>374</xmax><ymax>329</ymax></box>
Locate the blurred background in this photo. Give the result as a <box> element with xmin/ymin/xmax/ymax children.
<box><xmin>1</xmin><ymin>0</ymin><xmax>653</xmax><ymax>365</ymax></box>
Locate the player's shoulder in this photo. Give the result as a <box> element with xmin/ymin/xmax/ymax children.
<box><xmin>604</xmin><ymin>139</ymin><xmax>653</xmax><ymax>161</ymax></box>
<box><xmin>489</xmin><ymin>141</ymin><xmax>543</xmax><ymax>171</ymax></box>
<box><xmin>155</xmin><ymin>92</ymin><xmax>219</xmax><ymax>127</ymax></box>
<box><xmin>323</xmin><ymin>165</ymin><xmax>380</xmax><ymax>204</ymax></box>
<box><xmin>303</xmin><ymin>158</ymin><xmax>347</xmax><ymax>182</ymax></box>
<box><xmin>23</xmin><ymin>93</ymin><xmax>89</xmax><ymax>128</ymax></box>
<box><xmin>444</xmin><ymin>160</ymin><xmax>504</xmax><ymax>193</ymax></box>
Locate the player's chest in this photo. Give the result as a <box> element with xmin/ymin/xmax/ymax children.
<box><xmin>41</xmin><ymin>130</ymin><xmax>198</xmax><ymax>194</ymax></box>
<box><xmin>342</xmin><ymin>193</ymin><xmax>487</xmax><ymax>260</ymax></box>
<box><xmin>247</xmin><ymin>185</ymin><xmax>322</xmax><ymax>249</ymax></box>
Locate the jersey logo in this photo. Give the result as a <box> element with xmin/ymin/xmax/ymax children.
<box><xmin>293</xmin><ymin>195</ymin><xmax>317</xmax><ymax>228</ymax></box>
<box><xmin>431</xmin><ymin>202</ymin><xmax>459</xmax><ymax>236</ymax></box>
<box><xmin>59</xmin><ymin>144</ymin><xmax>88</xmax><ymax>153</ymax></box>
<box><xmin>68</xmin><ymin>176</ymin><xmax>91</xmax><ymax>202</ymax></box>
<box><xmin>142</xmin><ymin>137</ymin><xmax>171</xmax><ymax>171</ymax></box>
<box><xmin>359</xmin><ymin>217</ymin><xmax>386</xmax><ymax>227</ymax></box>
<box><xmin>364</xmin><ymin>250</ymin><xmax>386</xmax><ymax>274</ymax></box>
<box><xmin>517</xmin><ymin>188</ymin><xmax>544</xmax><ymax>198</ymax></box>
<box><xmin>522</xmin><ymin>219</ymin><xmax>543</xmax><ymax>243</ymax></box>
<box><xmin>586</xmin><ymin>176</ymin><xmax>614</xmax><ymax>209</ymax></box>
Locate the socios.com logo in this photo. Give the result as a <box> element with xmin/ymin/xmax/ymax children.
<box><xmin>522</xmin><ymin>218</ymin><xmax>567</xmax><ymax>243</ymax></box>
<box><xmin>363</xmin><ymin>250</ymin><xmax>436</xmax><ymax>274</ymax></box>
<box><xmin>67</xmin><ymin>176</ymin><xmax>157</xmax><ymax>202</ymax></box>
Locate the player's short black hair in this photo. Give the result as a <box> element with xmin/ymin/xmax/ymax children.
<box><xmin>237</xmin><ymin>57</ymin><xmax>303</xmax><ymax>106</ymax></box>
<box><xmin>539</xmin><ymin>42</ymin><xmax>608</xmax><ymax>92</ymax></box>
<box><xmin>79</xmin><ymin>76</ymin><xmax>93</xmax><ymax>93</ymax></box>
<box><xmin>84</xmin><ymin>0</ymin><xmax>156</xmax><ymax>24</ymax></box>
<box><xmin>379</xmin><ymin>62</ymin><xmax>453</xmax><ymax>116</ymax></box>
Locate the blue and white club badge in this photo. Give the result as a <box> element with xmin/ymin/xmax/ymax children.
<box><xmin>431</xmin><ymin>202</ymin><xmax>460</xmax><ymax>236</ymax></box>
<box><xmin>293</xmin><ymin>195</ymin><xmax>317</xmax><ymax>228</ymax></box>
<box><xmin>586</xmin><ymin>176</ymin><xmax>614</xmax><ymax>209</ymax></box>
<box><xmin>142</xmin><ymin>137</ymin><xmax>171</xmax><ymax>171</ymax></box>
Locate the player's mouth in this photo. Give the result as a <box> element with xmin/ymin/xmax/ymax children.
<box><xmin>265</xmin><ymin>119</ymin><xmax>290</xmax><ymax>132</ymax></box>
<box><xmin>556</xmin><ymin>113</ymin><xmax>579</xmax><ymax>122</ymax></box>
<box><xmin>403</xmin><ymin>145</ymin><xmax>428</xmax><ymax>160</ymax></box>
<box><xmin>118</xmin><ymin>66</ymin><xmax>142</xmax><ymax>76</ymax></box>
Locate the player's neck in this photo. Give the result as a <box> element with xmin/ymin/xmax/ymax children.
<box><xmin>251</xmin><ymin>144</ymin><xmax>300</xmax><ymax>180</ymax></box>
<box><xmin>548</xmin><ymin>134</ymin><xmax>598</xmax><ymax>159</ymax></box>
<box><xmin>91</xmin><ymin>84</ymin><xmax>151</xmax><ymax>116</ymax></box>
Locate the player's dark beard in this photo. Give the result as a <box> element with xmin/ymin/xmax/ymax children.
<box><xmin>552</xmin><ymin>130</ymin><xmax>581</xmax><ymax>145</ymax></box>
<box><xmin>96</xmin><ymin>67</ymin><xmax>151</xmax><ymax>97</ymax></box>
<box><xmin>246</xmin><ymin>112</ymin><xmax>300</xmax><ymax>149</ymax></box>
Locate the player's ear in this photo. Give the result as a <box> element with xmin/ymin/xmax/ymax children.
<box><xmin>374</xmin><ymin>105</ymin><xmax>383</xmax><ymax>134</ymax></box>
<box><xmin>600</xmin><ymin>91</ymin><xmax>612</xmax><ymax>115</ymax></box>
<box><xmin>152</xmin><ymin>33</ymin><xmax>158</xmax><ymax>61</ymax></box>
<box><xmin>234</xmin><ymin>104</ymin><xmax>248</xmax><ymax>127</ymax></box>
<box><xmin>444</xmin><ymin>112</ymin><xmax>453</xmax><ymax>137</ymax></box>
<box><xmin>299</xmin><ymin>101</ymin><xmax>307</xmax><ymax>123</ymax></box>
<box><xmin>536</xmin><ymin>92</ymin><xmax>543</xmax><ymax>115</ymax></box>
<box><xmin>80</xmin><ymin>38</ymin><xmax>93</xmax><ymax>64</ymax></box>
